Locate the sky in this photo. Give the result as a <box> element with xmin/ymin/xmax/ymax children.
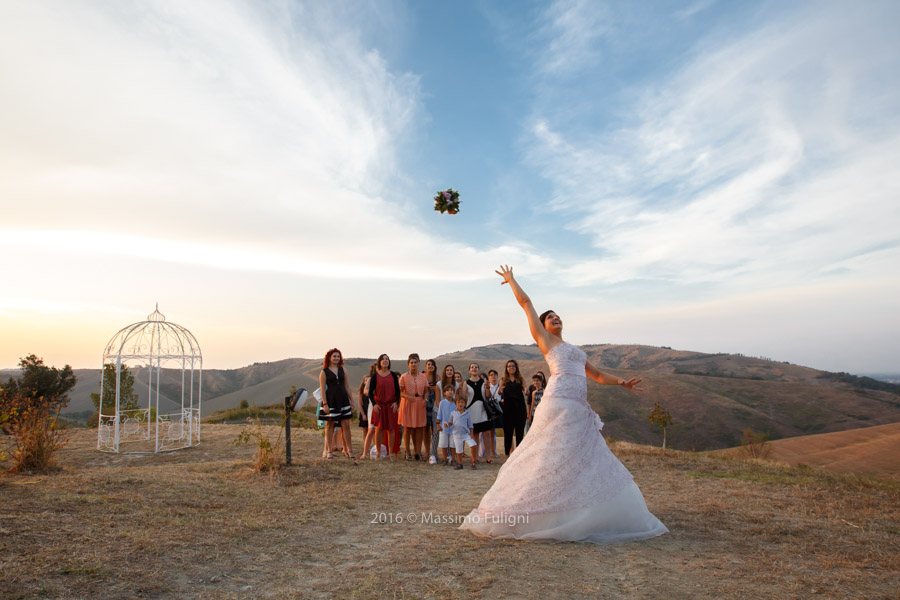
<box><xmin>1</xmin><ymin>0</ymin><xmax>898</xmax><ymax>375</ymax></box>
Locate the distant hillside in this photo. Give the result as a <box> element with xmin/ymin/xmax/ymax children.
<box><xmin>759</xmin><ymin>421</ymin><xmax>900</xmax><ymax>480</ymax></box>
<box><xmin>9</xmin><ymin>343</ymin><xmax>900</xmax><ymax>450</ymax></box>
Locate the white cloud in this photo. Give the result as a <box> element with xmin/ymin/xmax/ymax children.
<box><xmin>526</xmin><ymin>2</ymin><xmax>900</xmax><ymax>290</ymax></box>
<box><xmin>533</xmin><ymin>0</ymin><xmax>612</xmax><ymax>76</ymax></box>
<box><xmin>0</xmin><ymin>1</ymin><xmax>542</xmax><ymax>282</ymax></box>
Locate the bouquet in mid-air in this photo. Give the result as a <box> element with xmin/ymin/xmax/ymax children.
<box><xmin>433</xmin><ymin>188</ymin><xmax>461</xmax><ymax>214</ymax></box>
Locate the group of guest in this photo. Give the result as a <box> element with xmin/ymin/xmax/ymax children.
<box><xmin>316</xmin><ymin>348</ymin><xmax>546</xmax><ymax>465</ymax></box>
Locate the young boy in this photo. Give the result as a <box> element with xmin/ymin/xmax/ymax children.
<box><xmin>526</xmin><ymin>373</ymin><xmax>544</xmax><ymax>434</ymax></box>
<box><xmin>446</xmin><ymin>395</ymin><xmax>478</xmax><ymax>470</ymax></box>
<box><xmin>435</xmin><ymin>384</ymin><xmax>457</xmax><ymax>465</ymax></box>
<box><xmin>487</xmin><ymin>369</ymin><xmax>501</xmax><ymax>458</ymax></box>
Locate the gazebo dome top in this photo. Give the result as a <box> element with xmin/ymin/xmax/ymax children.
<box><xmin>103</xmin><ymin>304</ymin><xmax>202</xmax><ymax>363</ymax></box>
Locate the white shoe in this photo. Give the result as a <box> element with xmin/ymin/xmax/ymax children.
<box><xmin>429</xmin><ymin>455</ymin><xmax>437</xmax><ymax>465</ymax></box>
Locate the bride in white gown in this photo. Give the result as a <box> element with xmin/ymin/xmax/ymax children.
<box><xmin>459</xmin><ymin>265</ymin><xmax>668</xmax><ymax>544</ymax></box>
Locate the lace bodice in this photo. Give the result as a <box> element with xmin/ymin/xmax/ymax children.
<box><xmin>545</xmin><ymin>342</ymin><xmax>587</xmax><ymax>378</ymax></box>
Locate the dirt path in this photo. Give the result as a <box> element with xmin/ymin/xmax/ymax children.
<box><xmin>1</xmin><ymin>425</ymin><xmax>898</xmax><ymax>599</ymax></box>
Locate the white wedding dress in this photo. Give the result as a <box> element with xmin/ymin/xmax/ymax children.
<box><xmin>459</xmin><ymin>343</ymin><xmax>668</xmax><ymax>543</ymax></box>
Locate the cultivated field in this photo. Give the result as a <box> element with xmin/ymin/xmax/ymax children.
<box><xmin>764</xmin><ymin>421</ymin><xmax>900</xmax><ymax>481</ymax></box>
<box><xmin>1</xmin><ymin>425</ymin><xmax>898</xmax><ymax>599</ymax></box>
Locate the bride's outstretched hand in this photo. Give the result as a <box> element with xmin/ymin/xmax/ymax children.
<box><xmin>495</xmin><ymin>264</ymin><xmax>514</xmax><ymax>285</ymax></box>
<box><xmin>622</xmin><ymin>378</ymin><xmax>643</xmax><ymax>395</ymax></box>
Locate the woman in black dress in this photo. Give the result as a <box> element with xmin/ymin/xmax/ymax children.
<box><xmin>500</xmin><ymin>359</ymin><xmax>527</xmax><ymax>455</ymax></box>
<box><xmin>318</xmin><ymin>348</ymin><xmax>355</xmax><ymax>459</ymax></box>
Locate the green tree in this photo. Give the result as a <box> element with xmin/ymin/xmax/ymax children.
<box><xmin>648</xmin><ymin>402</ymin><xmax>673</xmax><ymax>449</ymax></box>
<box><xmin>91</xmin><ymin>363</ymin><xmax>140</xmax><ymax>415</ymax></box>
<box><xmin>1</xmin><ymin>354</ymin><xmax>76</xmax><ymax>411</ymax></box>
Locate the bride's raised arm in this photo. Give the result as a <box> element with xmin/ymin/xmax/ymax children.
<box><xmin>495</xmin><ymin>265</ymin><xmax>556</xmax><ymax>354</ymax></box>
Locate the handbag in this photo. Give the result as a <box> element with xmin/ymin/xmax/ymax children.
<box><xmin>484</xmin><ymin>391</ymin><xmax>503</xmax><ymax>421</ymax></box>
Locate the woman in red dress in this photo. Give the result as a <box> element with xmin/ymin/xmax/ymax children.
<box><xmin>368</xmin><ymin>353</ymin><xmax>400</xmax><ymax>460</ymax></box>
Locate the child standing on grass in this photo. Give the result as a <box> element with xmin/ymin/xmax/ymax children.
<box><xmin>435</xmin><ymin>383</ymin><xmax>457</xmax><ymax>465</ymax></box>
<box><xmin>330</xmin><ymin>422</ymin><xmax>344</xmax><ymax>453</ymax></box>
<box><xmin>486</xmin><ymin>369</ymin><xmax>501</xmax><ymax>458</ymax></box>
<box><xmin>447</xmin><ymin>395</ymin><xmax>478</xmax><ymax>470</ymax></box>
<box><xmin>525</xmin><ymin>373</ymin><xmax>544</xmax><ymax>435</ymax></box>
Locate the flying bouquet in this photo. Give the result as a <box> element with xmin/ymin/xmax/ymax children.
<box><xmin>433</xmin><ymin>188</ymin><xmax>461</xmax><ymax>214</ymax></box>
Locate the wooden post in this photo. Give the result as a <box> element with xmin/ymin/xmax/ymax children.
<box><xmin>284</xmin><ymin>395</ymin><xmax>292</xmax><ymax>466</ymax></box>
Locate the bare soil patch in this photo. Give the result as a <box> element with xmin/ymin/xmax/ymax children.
<box><xmin>1</xmin><ymin>425</ymin><xmax>898</xmax><ymax>599</ymax></box>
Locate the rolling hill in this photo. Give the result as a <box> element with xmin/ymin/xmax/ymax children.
<box><xmin>762</xmin><ymin>421</ymin><xmax>900</xmax><ymax>480</ymax></box>
<box><xmin>6</xmin><ymin>343</ymin><xmax>900</xmax><ymax>450</ymax></box>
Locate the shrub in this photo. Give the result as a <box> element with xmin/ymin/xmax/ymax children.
<box><xmin>1</xmin><ymin>393</ymin><xmax>69</xmax><ymax>473</ymax></box>
<box><xmin>239</xmin><ymin>399</ymin><xmax>249</xmax><ymax>409</ymax></box>
<box><xmin>233</xmin><ymin>410</ymin><xmax>285</xmax><ymax>473</ymax></box>
<box><xmin>1</xmin><ymin>354</ymin><xmax>76</xmax><ymax>412</ymax></box>
<box><xmin>647</xmin><ymin>402</ymin><xmax>673</xmax><ymax>449</ymax></box>
<box><xmin>737</xmin><ymin>428</ymin><xmax>772</xmax><ymax>460</ymax></box>
<box><xmin>91</xmin><ymin>363</ymin><xmax>139</xmax><ymax>415</ymax></box>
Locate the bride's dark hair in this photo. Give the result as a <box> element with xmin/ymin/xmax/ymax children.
<box><xmin>539</xmin><ymin>310</ymin><xmax>556</xmax><ymax>327</ymax></box>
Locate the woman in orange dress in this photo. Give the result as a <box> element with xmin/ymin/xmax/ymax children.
<box><xmin>399</xmin><ymin>353</ymin><xmax>428</xmax><ymax>460</ymax></box>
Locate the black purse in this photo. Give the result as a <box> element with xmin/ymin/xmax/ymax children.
<box><xmin>484</xmin><ymin>388</ymin><xmax>503</xmax><ymax>421</ymax></box>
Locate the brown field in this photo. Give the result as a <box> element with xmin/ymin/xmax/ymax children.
<box><xmin>1</xmin><ymin>425</ymin><xmax>898</xmax><ymax>599</ymax></box>
<box><xmin>762</xmin><ymin>421</ymin><xmax>900</xmax><ymax>481</ymax></box>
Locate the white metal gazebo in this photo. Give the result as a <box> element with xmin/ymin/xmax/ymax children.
<box><xmin>97</xmin><ymin>305</ymin><xmax>202</xmax><ymax>453</ymax></box>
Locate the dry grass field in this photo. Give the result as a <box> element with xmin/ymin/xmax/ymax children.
<box><xmin>763</xmin><ymin>422</ymin><xmax>900</xmax><ymax>481</ymax></box>
<box><xmin>2</xmin><ymin>425</ymin><xmax>898</xmax><ymax>599</ymax></box>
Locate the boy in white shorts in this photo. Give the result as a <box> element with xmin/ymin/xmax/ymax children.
<box><xmin>435</xmin><ymin>384</ymin><xmax>457</xmax><ymax>465</ymax></box>
<box><xmin>446</xmin><ymin>395</ymin><xmax>478</xmax><ymax>470</ymax></box>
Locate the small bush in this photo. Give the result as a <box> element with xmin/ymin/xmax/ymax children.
<box><xmin>737</xmin><ymin>428</ymin><xmax>772</xmax><ymax>460</ymax></box>
<box><xmin>1</xmin><ymin>393</ymin><xmax>69</xmax><ymax>473</ymax></box>
<box><xmin>233</xmin><ymin>411</ymin><xmax>285</xmax><ymax>473</ymax></box>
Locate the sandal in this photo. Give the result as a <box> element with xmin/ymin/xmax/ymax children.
<box><xmin>325</xmin><ymin>451</ymin><xmax>334</xmax><ymax>460</ymax></box>
<box><xmin>348</xmin><ymin>453</ymin><xmax>357</xmax><ymax>460</ymax></box>
<box><xmin>414</xmin><ymin>454</ymin><xmax>421</xmax><ymax>461</ymax></box>
<box><xmin>471</xmin><ymin>464</ymin><xmax>478</xmax><ymax>470</ymax></box>
<box><xmin>455</xmin><ymin>464</ymin><xmax>463</xmax><ymax>470</ymax></box>
<box><xmin>405</xmin><ymin>453</ymin><xmax>412</xmax><ymax>461</ymax></box>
